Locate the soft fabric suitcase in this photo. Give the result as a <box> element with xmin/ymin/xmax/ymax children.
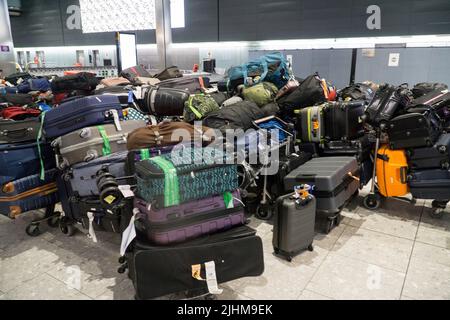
<box><xmin>408</xmin><ymin>169</ymin><xmax>450</xmax><ymax>201</ymax></box>
<box><xmin>0</xmin><ymin>142</ymin><xmax>56</xmax><ymax>186</ymax></box>
<box><xmin>320</xmin><ymin>136</ymin><xmax>372</xmax><ymax>163</ymax></box>
<box><xmin>134</xmin><ymin>190</ymin><xmax>245</xmax><ymax>245</ymax></box>
<box><xmin>0</xmin><ymin>169</ymin><xmax>59</xmax><ymax>218</ymax></box>
<box><xmin>100</xmin><ymin>77</ymin><xmax>131</xmax><ymax>87</ymax></box>
<box><xmin>95</xmin><ymin>86</ymin><xmax>133</xmax><ymax>108</ymax></box>
<box><xmin>411</xmin><ymin>89</ymin><xmax>450</xmax><ymax>108</ymax></box>
<box><xmin>323</xmin><ymin>101</ymin><xmax>365</xmax><ymax>141</ymax></box>
<box><xmin>376</xmin><ymin>145</ymin><xmax>409</xmax><ymax>197</ymax></box>
<box><xmin>387</xmin><ymin>110</ymin><xmax>442</xmax><ymax>150</ymax></box>
<box><xmin>406</xmin><ymin>133</ymin><xmax>450</xmax><ymax>170</ymax></box>
<box><xmin>241</xmin><ymin>82</ymin><xmax>278</xmax><ymax>107</ymax></box>
<box><xmin>136</xmin><ymin>148</ymin><xmax>238</xmax><ymax>209</ymax></box>
<box><xmin>0</xmin><ymin>106</ymin><xmax>41</xmax><ymax>120</ymax></box>
<box><xmin>43</xmin><ymin>95</ymin><xmax>123</xmax><ymax>139</ymax></box>
<box><xmin>153</xmin><ymin>66</ymin><xmax>183</xmax><ymax>81</ymax></box>
<box><xmin>284</xmin><ymin>157</ymin><xmax>360</xmax><ymax>215</ymax></box>
<box><xmin>412</xmin><ymin>83</ymin><xmax>448</xmax><ymax>99</ymax></box>
<box><xmin>338</xmin><ymin>83</ymin><xmax>376</xmax><ymax>102</ymax></box>
<box><xmin>51</xmin><ymin>72</ymin><xmax>99</xmax><ymax>94</ymax></box>
<box><xmin>62</xmin><ymin>152</ymin><xmax>128</xmax><ymax>198</ymax></box>
<box><xmin>273</xmin><ymin>193</ymin><xmax>316</xmax><ymax>262</ymax></box>
<box><xmin>158</xmin><ymin>77</ymin><xmax>210</xmax><ymax>94</ymax></box>
<box><xmin>126</xmin><ymin>225</ymin><xmax>264</xmax><ymax>300</ymax></box>
<box><xmin>120</xmin><ymin>66</ymin><xmax>152</xmax><ymax>82</ymax></box>
<box><xmin>4</xmin><ymin>72</ymin><xmax>33</xmax><ymax>86</ymax></box>
<box><xmin>54</xmin><ymin>120</ymin><xmax>146</xmax><ymax>169</ymax></box>
<box><xmin>364</xmin><ymin>84</ymin><xmax>411</xmax><ymax>128</ymax></box>
<box><xmin>140</xmin><ymin>87</ymin><xmax>190</xmax><ymax>116</ymax></box>
<box><xmin>3</xmin><ymin>93</ymin><xmax>33</xmax><ymax>106</ymax></box>
<box><xmin>298</xmin><ymin>105</ymin><xmax>325</xmax><ymax>143</ymax></box>
<box><xmin>0</xmin><ymin>118</ymin><xmax>41</xmax><ymax>144</ymax></box>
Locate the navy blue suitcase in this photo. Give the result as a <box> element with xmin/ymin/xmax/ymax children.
<box><xmin>0</xmin><ymin>142</ymin><xmax>56</xmax><ymax>186</ymax></box>
<box><xmin>0</xmin><ymin>169</ymin><xmax>59</xmax><ymax>218</ymax></box>
<box><xmin>43</xmin><ymin>95</ymin><xmax>123</xmax><ymax>139</ymax></box>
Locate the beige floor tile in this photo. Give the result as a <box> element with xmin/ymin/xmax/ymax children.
<box><xmin>332</xmin><ymin>226</ymin><xmax>414</xmax><ymax>273</ymax></box>
<box><xmin>2</xmin><ymin>274</ymin><xmax>91</xmax><ymax>300</ymax></box>
<box><xmin>346</xmin><ymin>197</ymin><xmax>422</xmax><ymax>240</ymax></box>
<box><xmin>95</xmin><ymin>279</ymin><xmax>135</xmax><ymax>300</ymax></box>
<box><xmin>248</xmin><ymin>219</ymin><xmax>274</xmax><ymax>237</ymax></box>
<box><xmin>412</xmin><ymin>242</ymin><xmax>450</xmax><ymax>267</ymax></box>
<box><xmin>306</xmin><ymin>253</ymin><xmax>405</xmax><ymax>300</ymax></box>
<box><xmin>402</xmin><ymin>257</ymin><xmax>450</xmax><ymax>300</ymax></box>
<box><xmin>217</xmin><ymin>288</ymin><xmax>253</xmax><ymax>300</ymax></box>
<box><xmin>298</xmin><ymin>290</ymin><xmax>333</xmax><ymax>300</ymax></box>
<box><xmin>313</xmin><ymin>224</ymin><xmax>347</xmax><ymax>251</ymax></box>
<box><xmin>416</xmin><ymin>207</ymin><xmax>450</xmax><ymax>249</ymax></box>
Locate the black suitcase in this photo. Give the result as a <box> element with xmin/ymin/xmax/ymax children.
<box><xmin>408</xmin><ymin>169</ymin><xmax>450</xmax><ymax>201</ymax></box>
<box><xmin>273</xmin><ymin>193</ymin><xmax>316</xmax><ymax>262</ymax></box>
<box><xmin>296</xmin><ymin>142</ymin><xmax>320</xmax><ymax>157</ymax></box>
<box><xmin>412</xmin><ymin>83</ymin><xmax>448</xmax><ymax>99</ymax></box>
<box><xmin>323</xmin><ymin>101</ymin><xmax>366</xmax><ymax>141</ymax></box>
<box><xmin>388</xmin><ymin>108</ymin><xmax>442</xmax><ymax>150</ymax></box>
<box><xmin>158</xmin><ymin>77</ymin><xmax>210</xmax><ymax>94</ymax></box>
<box><xmin>51</xmin><ymin>72</ymin><xmax>99</xmax><ymax>94</ymax></box>
<box><xmin>363</xmin><ymin>84</ymin><xmax>411</xmax><ymax>128</ymax></box>
<box><xmin>126</xmin><ymin>225</ymin><xmax>264</xmax><ymax>300</ymax></box>
<box><xmin>406</xmin><ymin>133</ymin><xmax>450</xmax><ymax>171</ymax></box>
<box><xmin>139</xmin><ymin>87</ymin><xmax>190</xmax><ymax>116</ymax></box>
<box><xmin>410</xmin><ymin>89</ymin><xmax>450</xmax><ymax>108</ymax></box>
<box><xmin>320</xmin><ymin>136</ymin><xmax>373</xmax><ymax>163</ymax></box>
<box><xmin>338</xmin><ymin>83</ymin><xmax>376</xmax><ymax>102</ymax></box>
<box><xmin>0</xmin><ymin>118</ymin><xmax>41</xmax><ymax>144</ymax></box>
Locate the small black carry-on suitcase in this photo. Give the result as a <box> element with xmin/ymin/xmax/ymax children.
<box><xmin>323</xmin><ymin>100</ymin><xmax>366</xmax><ymax>141</ymax></box>
<box><xmin>284</xmin><ymin>157</ymin><xmax>360</xmax><ymax>234</ymax></box>
<box><xmin>406</xmin><ymin>133</ymin><xmax>450</xmax><ymax>171</ymax></box>
<box><xmin>320</xmin><ymin>136</ymin><xmax>372</xmax><ymax>163</ymax></box>
<box><xmin>123</xmin><ymin>225</ymin><xmax>264</xmax><ymax>300</ymax></box>
<box><xmin>273</xmin><ymin>189</ymin><xmax>316</xmax><ymax>262</ymax></box>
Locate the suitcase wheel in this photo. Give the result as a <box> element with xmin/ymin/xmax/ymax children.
<box><xmin>26</xmin><ymin>224</ymin><xmax>41</xmax><ymax>237</ymax></box>
<box><xmin>308</xmin><ymin>244</ymin><xmax>314</xmax><ymax>252</ymax></box>
<box><xmin>59</xmin><ymin>218</ymin><xmax>76</xmax><ymax>237</ymax></box>
<box><xmin>363</xmin><ymin>194</ymin><xmax>381</xmax><ymax>211</ymax></box>
<box><xmin>430</xmin><ymin>201</ymin><xmax>447</xmax><ymax>219</ymax></box>
<box><xmin>47</xmin><ymin>213</ymin><xmax>61</xmax><ymax>228</ymax></box>
<box><xmin>255</xmin><ymin>204</ymin><xmax>275</xmax><ymax>221</ymax></box>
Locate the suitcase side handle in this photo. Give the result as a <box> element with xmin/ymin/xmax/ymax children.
<box><xmin>400</xmin><ymin>167</ymin><xmax>408</xmax><ymax>184</ymax></box>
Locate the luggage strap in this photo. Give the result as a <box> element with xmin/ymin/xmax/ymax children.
<box><xmin>140</xmin><ymin>149</ymin><xmax>151</xmax><ymax>160</ymax></box>
<box><xmin>188</xmin><ymin>95</ymin><xmax>204</xmax><ymax>120</ymax></box>
<box><xmin>97</xmin><ymin>126</ymin><xmax>112</xmax><ymax>156</ymax></box>
<box><xmin>149</xmin><ymin>156</ymin><xmax>180</xmax><ymax>207</ymax></box>
<box><xmin>37</xmin><ymin>112</ymin><xmax>47</xmax><ymax>181</ymax></box>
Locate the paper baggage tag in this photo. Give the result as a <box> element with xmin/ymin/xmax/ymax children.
<box><xmin>87</xmin><ymin>212</ymin><xmax>98</xmax><ymax>243</ymax></box>
<box><xmin>205</xmin><ymin>261</ymin><xmax>223</xmax><ymax>295</ymax></box>
<box><xmin>120</xmin><ymin>208</ymin><xmax>139</xmax><ymax>257</ymax></box>
<box><xmin>133</xmin><ymin>87</ymin><xmax>143</xmax><ymax>100</ymax></box>
<box><xmin>110</xmin><ymin>109</ymin><xmax>122</xmax><ymax>131</ymax></box>
<box><xmin>118</xmin><ymin>185</ymin><xmax>135</xmax><ymax>198</ymax></box>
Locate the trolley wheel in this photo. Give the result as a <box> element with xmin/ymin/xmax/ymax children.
<box><xmin>59</xmin><ymin>221</ymin><xmax>76</xmax><ymax>237</ymax></box>
<box><xmin>26</xmin><ymin>224</ymin><xmax>41</xmax><ymax>237</ymax></box>
<box><xmin>430</xmin><ymin>201</ymin><xmax>446</xmax><ymax>219</ymax></box>
<box><xmin>308</xmin><ymin>244</ymin><xmax>314</xmax><ymax>252</ymax></box>
<box><xmin>255</xmin><ymin>204</ymin><xmax>274</xmax><ymax>221</ymax></box>
<box><xmin>363</xmin><ymin>194</ymin><xmax>381</xmax><ymax>210</ymax></box>
<box><xmin>47</xmin><ymin>213</ymin><xmax>61</xmax><ymax>228</ymax></box>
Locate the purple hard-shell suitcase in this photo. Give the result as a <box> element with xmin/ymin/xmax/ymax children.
<box><xmin>43</xmin><ymin>95</ymin><xmax>123</xmax><ymax>139</ymax></box>
<box><xmin>134</xmin><ymin>190</ymin><xmax>246</xmax><ymax>245</ymax></box>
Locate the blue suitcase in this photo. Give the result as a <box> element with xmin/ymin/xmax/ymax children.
<box><xmin>0</xmin><ymin>142</ymin><xmax>56</xmax><ymax>186</ymax></box>
<box><xmin>0</xmin><ymin>169</ymin><xmax>59</xmax><ymax>218</ymax></box>
<box><xmin>43</xmin><ymin>95</ymin><xmax>123</xmax><ymax>139</ymax></box>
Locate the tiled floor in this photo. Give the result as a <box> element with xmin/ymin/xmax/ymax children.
<box><xmin>1</xmin><ymin>186</ymin><xmax>450</xmax><ymax>300</ymax></box>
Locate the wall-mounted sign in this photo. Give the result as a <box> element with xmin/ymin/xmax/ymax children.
<box><xmin>362</xmin><ymin>49</ymin><xmax>376</xmax><ymax>58</ymax></box>
<box><xmin>0</xmin><ymin>45</ymin><xmax>10</xmax><ymax>52</ymax></box>
<box><xmin>388</xmin><ymin>53</ymin><xmax>400</xmax><ymax>67</ymax></box>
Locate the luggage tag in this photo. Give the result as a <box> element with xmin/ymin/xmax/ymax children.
<box><xmin>110</xmin><ymin>109</ymin><xmax>123</xmax><ymax>132</ymax></box>
<box><xmin>118</xmin><ymin>185</ymin><xmax>135</xmax><ymax>199</ymax></box>
<box><xmin>191</xmin><ymin>262</ymin><xmax>223</xmax><ymax>295</ymax></box>
<box><xmin>87</xmin><ymin>212</ymin><xmax>98</xmax><ymax>243</ymax></box>
<box><xmin>120</xmin><ymin>208</ymin><xmax>139</xmax><ymax>257</ymax></box>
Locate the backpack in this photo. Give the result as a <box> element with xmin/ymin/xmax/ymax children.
<box><xmin>203</xmin><ymin>101</ymin><xmax>265</xmax><ymax>132</ymax></box>
<box><xmin>339</xmin><ymin>83</ymin><xmax>376</xmax><ymax>102</ymax></box>
<box><xmin>184</xmin><ymin>94</ymin><xmax>220</xmax><ymax>123</ymax></box>
<box><xmin>241</xmin><ymin>82</ymin><xmax>279</xmax><ymax>107</ymax></box>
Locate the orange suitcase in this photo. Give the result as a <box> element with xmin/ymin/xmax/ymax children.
<box><xmin>376</xmin><ymin>145</ymin><xmax>409</xmax><ymax>197</ymax></box>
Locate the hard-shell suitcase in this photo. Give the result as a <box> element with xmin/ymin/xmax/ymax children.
<box><xmin>136</xmin><ymin>148</ymin><xmax>238</xmax><ymax>209</ymax></box>
<box><xmin>134</xmin><ymin>190</ymin><xmax>245</xmax><ymax>245</ymax></box>
<box><xmin>0</xmin><ymin>142</ymin><xmax>56</xmax><ymax>186</ymax></box>
<box><xmin>408</xmin><ymin>169</ymin><xmax>450</xmax><ymax>201</ymax></box>
<box><xmin>62</xmin><ymin>152</ymin><xmax>128</xmax><ymax>198</ymax></box>
<box><xmin>0</xmin><ymin>118</ymin><xmax>41</xmax><ymax>144</ymax></box>
<box><xmin>126</xmin><ymin>225</ymin><xmax>264</xmax><ymax>300</ymax></box>
<box><xmin>43</xmin><ymin>95</ymin><xmax>123</xmax><ymax>139</ymax></box>
<box><xmin>364</xmin><ymin>84</ymin><xmax>411</xmax><ymax>128</ymax></box>
<box><xmin>323</xmin><ymin>101</ymin><xmax>365</xmax><ymax>141</ymax></box>
<box><xmin>298</xmin><ymin>105</ymin><xmax>325</xmax><ymax>143</ymax></box>
<box><xmin>273</xmin><ymin>193</ymin><xmax>316</xmax><ymax>262</ymax></box>
<box><xmin>406</xmin><ymin>133</ymin><xmax>450</xmax><ymax>170</ymax></box>
<box><xmin>284</xmin><ymin>157</ymin><xmax>359</xmax><ymax>233</ymax></box>
<box><xmin>387</xmin><ymin>110</ymin><xmax>442</xmax><ymax>150</ymax></box>
<box><xmin>320</xmin><ymin>136</ymin><xmax>373</xmax><ymax>163</ymax></box>
<box><xmin>54</xmin><ymin>120</ymin><xmax>146</xmax><ymax>169</ymax></box>
<box><xmin>140</xmin><ymin>87</ymin><xmax>190</xmax><ymax>116</ymax></box>
<box><xmin>376</xmin><ymin>145</ymin><xmax>409</xmax><ymax>198</ymax></box>
<box><xmin>95</xmin><ymin>86</ymin><xmax>132</xmax><ymax>108</ymax></box>
<box><xmin>0</xmin><ymin>169</ymin><xmax>59</xmax><ymax>218</ymax></box>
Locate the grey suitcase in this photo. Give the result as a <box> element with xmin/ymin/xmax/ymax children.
<box><xmin>284</xmin><ymin>157</ymin><xmax>359</xmax><ymax>233</ymax></box>
<box><xmin>62</xmin><ymin>152</ymin><xmax>128</xmax><ymax>197</ymax></box>
<box><xmin>0</xmin><ymin>118</ymin><xmax>41</xmax><ymax>144</ymax></box>
<box><xmin>54</xmin><ymin>120</ymin><xmax>145</xmax><ymax>169</ymax></box>
<box><xmin>299</xmin><ymin>105</ymin><xmax>325</xmax><ymax>143</ymax></box>
<box><xmin>273</xmin><ymin>193</ymin><xmax>316</xmax><ymax>262</ymax></box>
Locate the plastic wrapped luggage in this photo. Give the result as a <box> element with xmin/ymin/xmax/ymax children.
<box><xmin>406</xmin><ymin>133</ymin><xmax>450</xmax><ymax>170</ymax></box>
<box><xmin>53</xmin><ymin>120</ymin><xmax>146</xmax><ymax>169</ymax></box>
<box><xmin>51</xmin><ymin>72</ymin><xmax>99</xmax><ymax>94</ymax></box>
<box><xmin>376</xmin><ymin>145</ymin><xmax>409</xmax><ymax>197</ymax></box>
<box><xmin>139</xmin><ymin>86</ymin><xmax>190</xmax><ymax>117</ymax></box>
<box><xmin>387</xmin><ymin>109</ymin><xmax>442</xmax><ymax>150</ymax></box>
<box><xmin>0</xmin><ymin>169</ymin><xmax>59</xmax><ymax>218</ymax></box>
<box><xmin>0</xmin><ymin>118</ymin><xmax>41</xmax><ymax>144</ymax></box>
<box><xmin>134</xmin><ymin>190</ymin><xmax>245</xmax><ymax>245</ymax></box>
<box><xmin>125</xmin><ymin>225</ymin><xmax>264</xmax><ymax>300</ymax></box>
<box><xmin>297</xmin><ymin>105</ymin><xmax>325</xmax><ymax>143</ymax></box>
<box><xmin>284</xmin><ymin>157</ymin><xmax>360</xmax><ymax>232</ymax></box>
<box><xmin>408</xmin><ymin>169</ymin><xmax>450</xmax><ymax>201</ymax></box>
<box><xmin>0</xmin><ymin>142</ymin><xmax>56</xmax><ymax>186</ymax></box>
<box><xmin>135</xmin><ymin>148</ymin><xmax>238</xmax><ymax>209</ymax></box>
<box><xmin>43</xmin><ymin>95</ymin><xmax>123</xmax><ymax>139</ymax></box>
<box><xmin>323</xmin><ymin>101</ymin><xmax>366</xmax><ymax>141</ymax></box>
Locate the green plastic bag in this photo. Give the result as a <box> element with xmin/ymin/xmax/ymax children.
<box><xmin>242</xmin><ymin>82</ymin><xmax>279</xmax><ymax>107</ymax></box>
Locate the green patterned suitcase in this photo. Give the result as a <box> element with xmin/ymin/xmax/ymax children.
<box><xmin>135</xmin><ymin>147</ymin><xmax>238</xmax><ymax>208</ymax></box>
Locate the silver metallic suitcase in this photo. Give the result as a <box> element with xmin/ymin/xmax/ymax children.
<box><xmin>53</xmin><ymin>120</ymin><xmax>145</xmax><ymax>169</ymax></box>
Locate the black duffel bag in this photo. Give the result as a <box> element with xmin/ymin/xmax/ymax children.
<box><xmin>51</xmin><ymin>72</ymin><xmax>100</xmax><ymax>94</ymax></box>
<box><xmin>5</xmin><ymin>72</ymin><xmax>33</xmax><ymax>86</ymax></box>
<box><xmin>412</xmin><ymin>82</ymin><xmax>448</xmax><ymax>99</ymax></box>
<box><xmin>339</xmin><ymin>83</ymin><xmax>376</xmax><ymax>102</ymax></box>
